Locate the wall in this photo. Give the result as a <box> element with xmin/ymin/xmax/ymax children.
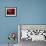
<box><xmin>0</xmin><ymin>0</ymin><xmax>46</xmax><ymax>44</ymax></box>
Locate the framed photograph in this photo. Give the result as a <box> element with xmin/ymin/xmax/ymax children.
<box><xmin>6</xmin><ymin>7</ymin><xmax>16</xmax><ymax>16</ymax></box>
<box><xmin>18</xmin><ymin>24</ymin><xmax>46</xmax><ymax>42</ymax></box>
